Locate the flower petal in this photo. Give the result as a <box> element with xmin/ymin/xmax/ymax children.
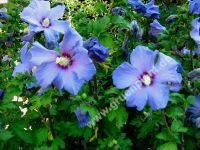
<box><xmin>30</xmin><ymin>42</ymin><xmax>58</xmax><ymax>65</ymax></box>
<box><xmin>20</xmin><ymin>43</ymin><xmax>30</xmax><ymax>62</ymax></box>
<box><xmin>22</xmin><ymin>31</ymin><xmax>36</xmax><ymax>43</ymax></box>
<box><xmin>148</xmin><ymin>83</ymin><xmax>169</xmax><ymax>110</ymax></box>
<box><xmin>125</xmin><ymin>86</ymin><xmax>148</xmax><ymax>111</ymax></box>
<box><xmin>49</xmin><ymin>4</ymin><xmax>65</xmax><ymax>20</ymax></box>
<box><xmin>130</xmin><ymin>45</ymin><xmax>158</xmax><ymax>73</ymax></box>
<box><xmin>190</xmin><ymin>18</ymin><xmax>200</xmax><ymax>45</ymax></box>
<box><xmin>145</xmin><ymin>0</ymin><xmax>160</xmax><ymax>19</ymax></box>
<box><xmin>190</xmin><ymin>30</ymin><xmax>200</xmax><ymax>45</ymax></box>
<box><xmin>12</xmin><ymin>63</ymin><xmax>32</xmax><ymax>77</ymax></box>
<box><xmin>21</xmin><ymin>0</ymin><xmax>50</xmax><ymax>26</ymax></box>
<box><xmin>71</xmin><ymin>49</ymin><xmax>96</xmax><ymax>81</ymax></box>
<box><xmin>54</xmin><ymin>68</ymin><xmax>84</xmax><ymax>95</ymax></box>
<box><xmin>44</xmin><ymin>29</ymin><xmax>60</xmax><ymax>43</ymax></box>
<box><xmin>50</xmin><ymin>20</ymin><xmax>70</xmax><ymax>34</ymax></box>
<box><xmin>63</xmin><ymin>76</ymin><xmax>84</xmax><ymax>95</ymax></box>
<box><xmin>189</xmin><ymin>0</ymin><xmax>200</xmax><ymax>14</ymax></box>
<box><xmin>60</xmin><ymin>27</ymin><xmax>83</xmax><ymax>54</ymax></box>
<box><xmin>149</xmin><ymin>19</ymin><xmax>166</xmax><ymax>37</ymax></box>
<box><xmin>154</xmin><ymin>52</ymin><xmax>182</xmax><ymax>91</ymax></box>
<box><xmin>36</xmin><ymin>62</ymin><xmax>59</xmax><ymax>88</ymax></box>
<box><xmin>29</xmin><ymin>24</ymin><xmax>43</xmax><ymax>33</ymax></box>
<box><xmin>112</xmin><ymin>62</ymin><xmax>140</xmax><ymax>89</ymax></box>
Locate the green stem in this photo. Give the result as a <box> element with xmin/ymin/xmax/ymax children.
<box><xmin>162</xmin><ymin>112</ymin><xmax>173</xmax><ymax>139</ymax></box>
<box><xmin>109</xmin><ymin>0</ymin><xmax>114</xmax><ymax>14</ymax></box>
<box><xmin>93</xmin><ymin>75</ymin><xmax>98</xmax><ymax>100</ymax></box>
<box><xmin>46</xmin><ymin>107</ymin><xmax>56</xmax><ymax>139</ymax></box>
<box><xmin>88</xmin><ymin>81</ymin><xmax>93</xmax><ymax>96</ymax></box>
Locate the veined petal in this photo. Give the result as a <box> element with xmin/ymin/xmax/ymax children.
<box><xmin>145</xmin><ymin>0</ymin><xmax>160</xmax><ymax>19</ymax></box>
<box><xmin>34</xmin><ymin>0</ymin><xmax>51</xmax><ymax>17</ymax></box>
<box><xmin>128</xmin><ymin>0</ymin><xmax>146</xmax><ymax>14</ymax></box>
<box><xmin>149</xmin><ymin>19</ymin><xmax>166</xmax><ymax>37</ymax></box>
<box><xmin>20</xmin><ymin>1</ymin><xmax>40</xmax><ymax>26</ymax></box>
<box><xmin>20</xmin><ymin>43</ymin><xmax>30</xmax><ymax>62</ymax></box>
<box><xmin>22</xmin><ymin>31</ymin><xmax>36</xmax><ymax>43</ymax></box>
<box><xmin>190</xmin><ymin>29</ymin><xmax>200</xmax><ymax>45</ymax></box>
<box><xmin>12</xmin><ymin>63</ymin><xmax>32</xmax><ymax>77</ymax></box>
<box><xmin>130</xmin><ymin>45</ymin><xmax>158</xmax><ymax>73</ymax></box>
<box><xmin>50</xmin><ymin>20</ymin><xmax>70</xmax><ymax>34</ymax></box>
<box><xmin>55</xmin><ymin>68</ymin><xmax>84</xmax><ymax>95</ymax></box>
<box><xmin>29</xmin><ymin>24</ymin><xmax>43</xmax><ymax>33</ymax></box>
<box><xmin>49</xmin><ymin>4</ymin><xmax>65</xmax><ymax>20</ymax></box>
<box><xmin>60</xmin><ymin>27</ymin><xmax>83</xmax><ymax>54</ymax></box>
<box><xmin>154</xmin><ymin>52</ymin><xmax>182</xmax><ymax>91</ymax></box>
<box><xmin>53</xmin><ymin>71</ymin><xmax>64</xmax><ymax>92</ymax></box>
<box><xmin>30</xmin><ymin>42</ymin><xmax>58</xmax><ymax>65</ymax></box>
<box><xmin>112</xmin><ymin>62</ymin><xmax>140</xmax><ymax>89</ymax></box>
<box><xmin>189</xmin><ymin>0</ymin><xmax>200</xmax><ymax>14</ymax></box>
<box><xmin>44</xmin><ymin>29</ymin><xmax>60</xmax><ymax>43</ymax></box>
<box><xmin>125</xmin><ymin>86</ymin><xmax>148</xmax><ymax>111</ymax></box>
<box><xmin>21</xmin><ymin>0</ymin><xmax>50</xmax><ymax>26</ymax></box>
<box><xmin>36</xmin><ymin>62</ymin><xmax>59</xmax><ymax>88</ymax></box>
<box><xmin>148</xmin><ymin>83</ymin><xmax>169</xmax><ymax>110</ymax></box>
<box><xmin>190</xmin><ymin>18</ymin><xmax>200</xmax><ymax>44</ymax></box>
<box><xmin>71</xmin><ymin>49</ymin><xmax>96</xmax><ymax>81</ymax></box>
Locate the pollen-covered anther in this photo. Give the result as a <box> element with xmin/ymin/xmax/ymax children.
<box><xmin>141</xmin><ymin>74</ymin><xmax>151</xmax><ymax>86</ymax></box>
<box><xmin>56</xmin><ymin>56</ymin><xmax>70</xmax><ymax>67</ymax></box>
<box><xmin>42</xmin><ymin>18</ymin><xmax>50</xmax><ymax>28</ymax></box>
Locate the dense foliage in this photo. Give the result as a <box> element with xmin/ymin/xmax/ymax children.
<box><xmin>0</xmin><ymin>0</ymin><xmax>200</xmax><ymax>149</ymax></box>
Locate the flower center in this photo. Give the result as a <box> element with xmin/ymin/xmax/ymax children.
<box><xmin>141</xmin><ymin>74</ymin><xmax>151</xmax><ymax>86</ymax></box>
<box><xmin>56</xmin><ymin>56</ymin><xmax>70</xmax><ymax>67</ymax></box>
<box><xmin>42</xmin><ymin>18</ymin><xmax>50</xmax><ymax>28</ymax></box>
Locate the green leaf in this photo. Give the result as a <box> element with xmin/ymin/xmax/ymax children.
<box><xmin>169</xmin><ymin>93</ymin><xmax>185</xmax><ymax>104</ymax></box>
<box><xmin>91</xmin><ymin>16</ymin><xmax>110</xmax><ymax>36</ymax></box>
<box><xmin>35</xmin><ymin>128</ymin><xmax>48</xmax><ymax>146</ymax></box>
<box><xmin>99</xmin><ymin>33</ymin><xmax>115</xmax><ymax>49</ymax></box>
<box><xmin>166</xmin><ymin>107</ymin><xmax>184</xmax><ymax>118</ymax></box>
<box><xmin>110</xmin><ymin>16</ymin><xmax>129</xmax><ymax>28</ymax></box>
<box><xmin>171</xmin><ymin>120</ymin><xmax>188</xmax><ymax>133</ymax></box>
<box><xmin>138</xmin><ymin>120</ymin><xmax>155</xmax><ymax>139</ymax></box>
<box><xmin>65</xmin><ymin>122</ymin><xmax>82</xmax><ymax>137</ymax></box>
<box><xmin>157</xmin><ymin>142</ymin><xmax>177</xmax><ymax>150</ymax></box>
<box><xmin>0</xmin><ymin>130</ymin><xmax>14</xmax><ymax>141</ymax></box>
<box><xmin>51</xmin><ymin>138</ymin><xmax>65</xmax><ymax>150</ymax></box>
<box><xmin>12</xmin><ymin>121</ymin><xmax>34</xmax><ymax>144</ymax></box>
<box><xmin>186</xmin><ymin>96</ymin><xmax>196</xmax><ymax>106</ymax></box>
<box><xmin>107</xmin><ymin>106</ymin><xmax>128</xmax><ymax>129</ymax></box>
<box><xmin>104</xmin><ymin>87</ymin><xmax>120</xmax><ymax>96</ymax></box>
<box><xmin>156</xmin><ymin>130</ymin><xmax>171</xmax><ymax>141</ymax></box>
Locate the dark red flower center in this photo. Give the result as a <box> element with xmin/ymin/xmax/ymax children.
<box><xmin>41</xmin><ymin>18</ymin><xmax>51</xmax><ymax>28</ymax></box>
<box><xmin>139</xmin><ymin>72</ymin><xmax>154</xmax><ymax>86</ymax></box>
<box><xmin>56</xmin><ymin>53</ymin><xmax>73</xmax><ymax>69</ymax></box>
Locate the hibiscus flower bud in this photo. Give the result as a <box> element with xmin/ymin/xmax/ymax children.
<box><xmin>189</xmin><ymin>0</ymin><xmax>200</xmax><ymax>15</ymax></box>
<box><xmin>83</xmin><ymin>37</ymin><xmax>110</xmax><ymax>63</ymax></box>
<box><xmin>75</xmin><ymin>106</ymin><xmax>90</xmax><ymax>128</ymax></box>
<box><xmin>130</xmin><ymin>20</ymin><xmax>143</xmax><ymax>40</ymax></box>
<box><xmin>188</xmin><ymin>95</ymin><xmax>200</xmax><ymax>128</ymax></box>
<box><xmin>112</xmin><ymin>7</ymin><xmax>125</xmax><ymax>15</ymax></box>
<box><xmin>149</xmin><ymin>20</ymin><xmax>166</xmax><ymax>37</ymax></box>
<box><xmin>165</xmin><ymin>14</ymin><xmax>178</xmax><ymax>23</ymax></box>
